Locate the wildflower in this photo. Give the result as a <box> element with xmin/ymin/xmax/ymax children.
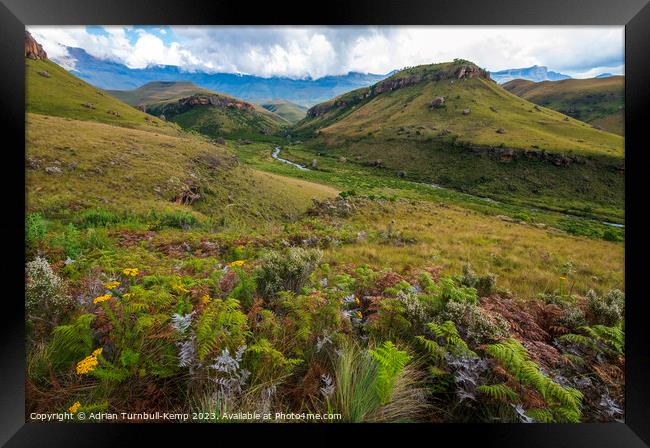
<box><xmin>200</xmin><ymin>295</ymin><xmax>211</xmax><ymax>305</ymax></box>
<box><xmin>91</xmin><ymin>348</ymin><xmax>103</xmax><ymax>357</ymax></box>
<box><xmin>76</xmin><ymin>354</ymin><xmax>99</xmax><ymax>375</ymax></box>
<box><xmin>93</xmin><ymin>294</ymin><xmax>112</xmax><ymax>305</ymax></box>
<box><xmin>105</xmin><ymin>281</ymin><xmax>120</xmax><ymax>290</ymax></box>
<box><xmin>559</xmin><ymin>276</ymin><xmax>567</xmax><ymax>281</ymax></box>
<box><xmin>122</xmin><ymin>293</ymin><xmax>132</xmax><ymax>299</ymax></box>
<box><xmin>228</xmin><ymin>260</ymin><xmax>245</xmax><ymax>268</ymax></box>
<box><xmin>123</xmin><ymin>268</ymin><xmax>139</xmax><ymax>277</ymax></box>
<box><xmin>355</xmin><ymin>297</ymin><xmax>361</xmax><ymax>305</ymax></box>
<box><xmin>68</xmin><ymin>402</ymin><xmax>81</xmax><ymax>414</ymax></box>
<box><xmin>355</xmin><ymin>311</ymin><xmax>363</xmax><ymax>319</ymax></box>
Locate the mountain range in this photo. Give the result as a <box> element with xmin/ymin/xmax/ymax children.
<box><xmin>489</xmin><ymin>65</ymin><xmax>571</xmax><ymax>84</ymax></box>
<box><xmin>60</xmin><ymin>47</ymin><xmax>389</xmax><ymax>107</ymax></box>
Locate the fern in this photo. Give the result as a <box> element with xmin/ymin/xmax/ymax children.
<box><xmin>196</xmin><ymin>298</ymin><xmax>250</xmax><ymax>360</ymax></box>
<box><xmin>49</xmin><ymin>314</ymin><xmax>95</xmax><ymax>369</ymax></box>
<box><xmin>560</xmin><ymin>324</ymin><xmax>624</xmax><ymax>356</ymax></box>
<box><xmin>476</xmin><ymin>383</ymin><xmax>519</xmax><ymax>402</ymax></box>
<box><xmin>485</xmin><ymin>338</ymin><xmax>582</xmax><ymax>422</ymax></box>
<box><xmin>426</xmin><ymin>321</ymin><xmax>474</xmax><ymax>356</ymax></box>
<box><xmin>368</xmin><ymin>341</ymin><xmax>412</xmax><ymax>405</ymax></box>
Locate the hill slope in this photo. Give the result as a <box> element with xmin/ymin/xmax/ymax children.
<box><xmin>110</xmin><ymin>81</ymin><xmax>288</xmax><ymax>140</ymax></box>
<box><xmin>261</xmin><ymin>99</ymin><xmax>308</xmax><ymax>124</ymax></box>
<box><xmin>26</xmin><ymin>58</ymin><xmax>179</xmax><ymax>135</ymax></box>
<box><xmin>293</xmin><ymin>60</ymin><xmax>624</xmax><ymax>220</ymax></box>
<box><xmin>502</xmin><ymin>77</ymin><xmax>624</xmax><ymax>135</ymax></box>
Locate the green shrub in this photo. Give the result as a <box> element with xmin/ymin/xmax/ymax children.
<box><xmin>256</xmin><ymin>247</ymin><xmax>322</xmax><ymax>298</ymax></box>
<box><xmin>78</xmin><ymin>208</ymin><xmax>121</xmax><ymax>228</ymax></box>
<box><xmin>587</xmin><ymin>289</ymin><xmax>624</xmax><ymax>326</ymax></box>
<box><xmin>460</xmin><ymin>264</ymin><xmax>496</xmax><ymax>297</ymax></box>
<box><xmin>148</xmin><ymin>209</ymin><xmax>199</xmax><ymax>229</ymax></box>
<box><xmin>26</xmin><ymin>213</ymin><xmax>46</xmax><ymax>246</ymax></box>
<box><xmin>440</xmin><ymin>301</ymin><xmax>509</xmax><ymax>346</ymax></box>
<box><xmin>51</xmin><ymin>224</ymin><xmax>82</xmax><ymax>258</ymax></box>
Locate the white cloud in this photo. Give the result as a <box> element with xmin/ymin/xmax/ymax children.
<box><xmin>27</xmin><ymin>25</ymin><xmax>624</xmax><ymax>79</ymax></box>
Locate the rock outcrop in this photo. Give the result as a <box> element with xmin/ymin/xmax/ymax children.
<box><xmin>153</xmin><ymin>94</ymin><xmax>255</xmax><ymax>119</ymax></box>
<box><xmin>25</xmin><ymin>31</ymin><xmax>47</xmax><ymax>60</ymax></box>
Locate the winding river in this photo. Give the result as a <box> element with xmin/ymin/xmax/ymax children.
<box><xmin>271</xmin><ymin>147</ymin><xmax>624</xmax><ymax>229</ymax></box>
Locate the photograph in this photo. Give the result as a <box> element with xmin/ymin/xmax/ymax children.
<box><xmin>24</xmin><ymin>24</ymin><xmax>626</xmax><ymax>424</ymax></box>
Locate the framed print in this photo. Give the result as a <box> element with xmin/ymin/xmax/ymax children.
<box><xmin>1</xmin><ymin>0</ymin><xmax>648</xmax><ymax>445</ymax></box>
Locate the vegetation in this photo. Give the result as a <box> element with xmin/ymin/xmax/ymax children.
<box><xmin>25</xmin><ymin>51</ymin><xmax>624</xmax><ymax>423</ymax></box>
<box><xmin>502</xmin><ymin>77</ymin><xmax>624</xmax><ymax>135</ymax></box>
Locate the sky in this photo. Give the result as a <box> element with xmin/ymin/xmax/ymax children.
<box><xmin>28</xmin><ymin>26</ymin><xmax>624</xmax><ymax>79</ymax></box>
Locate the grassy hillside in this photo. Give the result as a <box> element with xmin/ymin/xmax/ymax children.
<box><xmin>107</xmin><ymin>81</ymin><xmax>288</xmax><ymax>140</ymax></box>
<box><xmin>503</xmin><ymin>77</ymin><xmax>624</xmax><ymax>135</ymax></box>
<box><xmin>107</xmin><ymin>81</ymin><xmax>214</xmax><ymax>106</ymax></box>
<box><xmin>291</xmin><ymin>61</ymin><xmax>624</xmax><ymax>221</ymax></box>
<box><xmin>26</xmin><ymin>59</ymin><xmax>179</xmax><ymax>135</ymax></box>
<box><xmin>261</xmin><ymin>99</ymin><xmax>308</xmax><ymax>123</ymax></box>
<box><xmin>27</xmin><ymin>114</ymin><xmax>336</xmax><ymax>229</ymax></box>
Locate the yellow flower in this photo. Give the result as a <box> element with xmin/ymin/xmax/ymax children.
<box><xmin>354</xmin><ymin>297</ymin><xmax>361</xmax><ymax>305</ymax></box>
<box><xmin>201</xmin><ymin>295</ymin><xmax>211</xmax><ymax>305</ymax></box>
<box><xmin>93</xmin><ymin>294</ymin><xmax>112</xmax><ymax>305</ymax></box>
<box><xmin>105</xmin><ymin>281</ymin><xmax>120</xmax><ymax>290</ymax></box>
<box><xmin>559</xmin><ymin>276</ymin><xmax>567</xmax><ymax>281</ymax></box>
<box><xmin>122</xmin><ymin>293</ymin><xmax>132</xmax><ymax>299</ymax></box>
<box><xmin>76</xmin><ymin>354</ymin><xmax>99</xmax><ymax>375</ymax></box>
<box><xmin>123</xmin><ymin>268</ymin><xmax>139</xmax><ymax>277</ymax></box>
<box><xmin>355</xmin><ymin>311</ymin><xmax>363</xmax><ymax>319</ymax></box>
<box><xmin>228</xmin><ymin>260</ymin><xmax>245</xmax><ymax>268</ymax></box>
<box><xmin>91</xmin><ymin>348</ymin><xmax>103</xmax><ymax>357</ymax></box>
<box><xmin>68</xmin><ymin>402</ymin><xmax>81</xmax><ymax>414</ymax></box>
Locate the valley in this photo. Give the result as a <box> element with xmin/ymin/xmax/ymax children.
<box><xmin>25</xmin><ymin>31</ymin><xmax>625</xmax><ymax>424</ymax></box>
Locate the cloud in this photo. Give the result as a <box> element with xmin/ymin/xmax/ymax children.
<box><xmin>27</xmin><ymin>25</ymin><xmax>624</xmax><ymax>79</ymax></box>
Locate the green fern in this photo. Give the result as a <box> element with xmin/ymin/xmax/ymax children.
<box><xmin>560</xmin><ymin>324</ymin><xmax>624</xmax><ymax>355</ymax></box>
<box><xmin>476</xmin><ymin>383</ymin><xmax>519</xmax><ymax>402</ymax></box>
<box><xmin>368</xmin><ymin>341</ymin><xmax>412</xmax><ymax>405</ymax></box>
<box><xmin>49</xmin><ymin>314</ymin><xmax>95</xmax><ymax>369</ymax></box>
<box><xmin>485</xmin><ymin>338</ymin><xmax>582</xmax><ymax>422</ymax></box>
<box><xmin>196</xmin><ymin>298</ymin><xmax>250</xmax><ymax>360</ymax></box>
<box><xmin>426</xmin><ymin>321</ymin><xmax>475</xmax><ymax>357</ymax></box>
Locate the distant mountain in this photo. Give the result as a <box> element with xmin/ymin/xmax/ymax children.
<box><xmin>502</xmin><ymin>76</ymin><xmax>624</xmax><ymax>135</ymax></box>
<box><xmin>595</xmin><ymin>73</ymin><xmax>615</xmax><ymax>78</ymax></box>
<box><xmin>108</xmin><ymin>81</ymin><xmax>288</xmax><ymax>139</ymax></box>
<box><xmin>60</xmin><ymin>47</ymin><xmax>389</xmax><ymax>107</ymax></box>
<box><xmin>489</xmin><ymin>65</ymin><xmax>571</xmax><ymax>84</ymax></box>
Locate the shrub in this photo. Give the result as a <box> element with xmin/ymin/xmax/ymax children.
<box><xmin>148</xmin><ymin>209</ymin><xmax>199</xmax><ymax>229</ymax></box>
<box><xmin>587</xmin><ymin>289</ymin><xmax>624</xmax><ymax>326</ymax></box>
<box><xmin>25</xmin><ymin>257</ymin><xmax>73</xmax><ymax>324</ymax></box>
<box><xmin>26</xmin><ymin>213</ymin><xmax>46</xmax><ymax>246</ymax></box>
<box><xmin>78</xmin><ymin>208</ymin><xmax>121</xmax><ymax>228</ymax></box>
<box><xmin>256</xmin><ymin>248</ymin><xmax>322</xmax><ymax>298</ymax></box>
<box><xmin>51</xmin><ymin>224</ymin><xmax>82</xmax><ymax>258</ymax></box>
<box><xmin>440</xmin><ymin>301</ymin><xmax>509</xmax><ymax>346</ymax></box>
<box><xmin>461</xmin><ymin>264</ymin><xmax>497</xmax><ymax>297</ymax></box>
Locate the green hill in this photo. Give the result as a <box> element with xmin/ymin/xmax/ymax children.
<box><xmin>26</xmin><ymin>58</ymin><xmax>179</xmax><ymax>135</ymax></box>
<box><xmin>502</xmin><ymin>76</ymin><xmax>624</xmax><ymax>135</ymax></box>
<box><xmin>261</xmin><ymin>99</ymin><xmax>308</xmax><ymax>123</ymax></box>
<box><xmin>108</xmin><ymin>81</ymin><xmax>288</xmax><ymax>140</ymax></box>
<box><xmin>26</xmin><ymin>61</ymin><xmax>336</xmax><ymax>227</ymax></box>
<box><xmin>292</xmin><ymin>60</ymin><xmax>624</xmax><ymax>220</ymax></box>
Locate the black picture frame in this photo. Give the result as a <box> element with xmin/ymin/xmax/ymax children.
<box><xmin>1</xmin><ymin>0</ymin><xmax>648</xmax><ymax>445</ymax></box>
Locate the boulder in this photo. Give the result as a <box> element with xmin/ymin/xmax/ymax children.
<box><xmin>496</xmin><ymin>128</ymin><xmax>506</xmax><ymax>134</ymax></box>
<box><xmin>462</xmin><ymin>108</ymin><xmax>471</xmax><ymax>115</ymax></box>
<box><xmin>37</xmin><ymin>71</ymin><xmax>50</xmax><ymax>78</ymax></box>
<box><xmin>81</xmin><ymin>102</ymin><xmax>95</xmax><ymax>110</ymax></box>
<box><xmin>45</xmin><ymin>166</ymin><xmax>63</xmax><ymax>175</ymax></box>
<box><xmin>490</xmin><ymin>106</ymin><xmax>498</xmax><ymax>113</ymax></box>
<box><xmin>430</xmin><ymin>97</ymin><xmax>445</xmax><ymax>109</ymax></box>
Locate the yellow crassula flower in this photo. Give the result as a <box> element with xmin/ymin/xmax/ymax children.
<box><xmin>105</xmin><ymin>281</ymin><xmax>120</xmax><ymax>290</ymax></box>
<box><xmin>355</xmin><ymin>311</ymin><xmax>363</xmax><ymax>319</ymax></box>
<box><xmin>93</xmin><ymin>294</ymin><xmax>112</xmax><ymax>305</ymax></box>
<box><xmin>68</xmin><ymin>402</ymin><xmax>81</xmax><ymax>414</ymax></box>
<box><xmin>123</xmin><ymin>268</ymin><xmax>139</xmax><ymax>277</ymax></box>
<box><xmin>228</xmin><ymin>260</ymin><xmax>245</xmax><ymax>268</ymax></box>
<box><xmin>76</xmin><ymin>354</ymin><xmax>99</xmax><ymax>375</ymax></box>
<box><xmin>91</xmin><ymin>347</ymin><xmax>103</xmax><ymax>357</ymax></box>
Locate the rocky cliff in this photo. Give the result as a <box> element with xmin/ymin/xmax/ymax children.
<box><xmin>25</xmin><ymin>31</ymin><xmax>47</xmax><ymax>60</ymax></box>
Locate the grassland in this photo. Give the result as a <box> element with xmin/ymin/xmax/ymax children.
<box><xmin>503</xmin><ymin>77</ymin><xmax>624</xmax><ymax>135</ymax></box>
<box><xmin>25</xmin><ymin>56</ymin><xmax>625</xmax><ymax>424</ymax></box>
<box><xmin>261</xmin><ymin>99</ymin><xmax>308</xmax><ymax>123</ymax></box>
<box><xmin>107</xmin><ymin>81</ymin><xmax>215</xmax><ymax>106</ymax></box>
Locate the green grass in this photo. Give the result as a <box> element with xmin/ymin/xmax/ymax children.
<box><xmin>26</xmin><ymin>59</ymin><xmax>180</xmax><ymax>135</ymax></box>
<box><xmin>261</xmin><ymin>99</ymin><xmax>308</xmax><ymax>123</ymax></box>
<box><xmin>503</xmin><ymin>77</ymin><xmax>624</xmax><ymax>135</ymax></box>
